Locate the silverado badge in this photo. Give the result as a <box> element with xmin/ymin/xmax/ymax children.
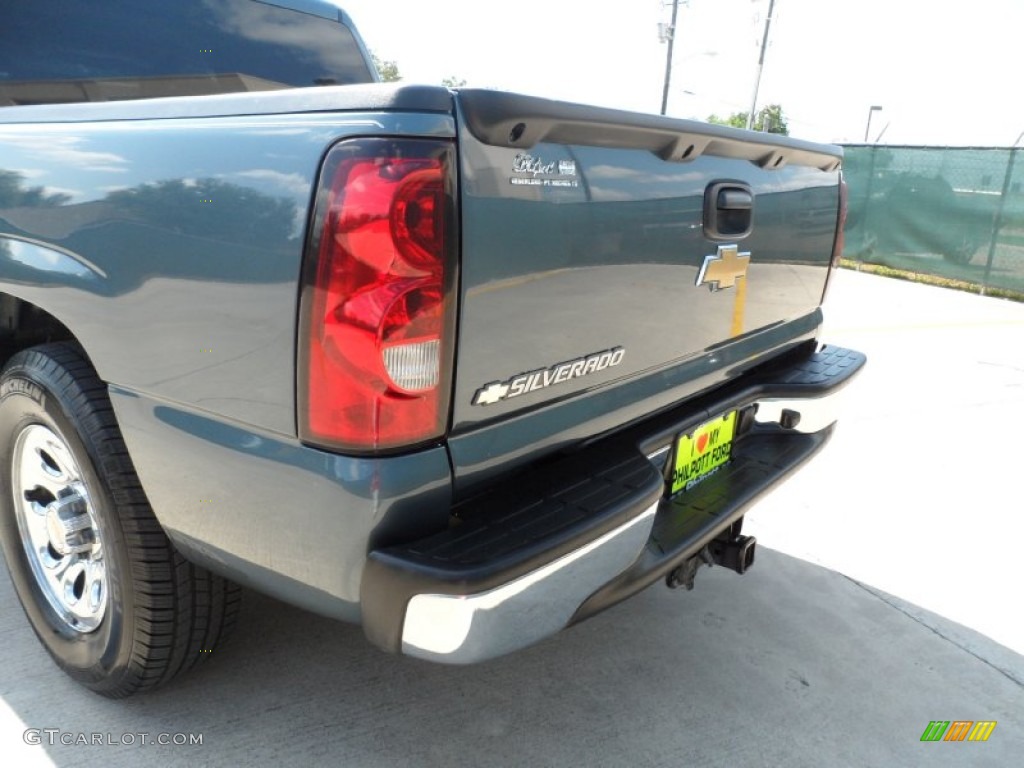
<box><xmin>696</xmin><ymin>244</ymin><xmax>751</xmax><ymax>291</ymax></box>
<box><xmin>473</xmin><ymin>347</ymin><xmax>625</xmax><ymax>406</ymax></box>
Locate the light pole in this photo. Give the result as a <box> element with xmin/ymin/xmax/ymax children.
<box><xmin>660</xmin><ymin>0</ymin><xmax>682</xmax><ymax>115</ymax></box>
<box><xmin>864</xmin><ymin>105</ymin><xmax>883</xmax><ymax>142</ymax></box>
<box><xmin>745</xmin><ymin>0</ymin><xmax>776</xmax><ymax>130</ymax></box>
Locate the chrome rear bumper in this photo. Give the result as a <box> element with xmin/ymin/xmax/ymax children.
<box><xmin>401</xmin><ymin>503</ymin><xmax>657</xmax><ymax>663</ymax></box>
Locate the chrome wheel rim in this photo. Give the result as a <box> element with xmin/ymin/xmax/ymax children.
<box><xmin>11</xmin><ymin>424</ymin><xmax>107</xmax><ymax>633</ymax></box>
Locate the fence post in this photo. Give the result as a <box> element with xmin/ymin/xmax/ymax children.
<box><xmin>982</xmin><ymin>145</ymin><xmax>1019</xmax><ymax>296</ymax></box>
<box><xmin>859</xmin><ymin>146</ymin><xmax>878</xmax><ymax>266</ymax></box>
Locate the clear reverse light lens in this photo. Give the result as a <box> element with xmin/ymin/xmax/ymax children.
<box><xmin>383</xmin><ymin>339</ymin><xmax>440</xmax><ymax>392</ymax></box>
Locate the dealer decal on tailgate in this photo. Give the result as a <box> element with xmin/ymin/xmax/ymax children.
<box><xmin>671</xmin><ymin>411</ymin><xmax>737</xmax><ymax>494</ymax></box>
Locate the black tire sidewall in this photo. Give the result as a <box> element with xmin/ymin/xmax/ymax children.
<box><xmin>0</xmin><ymin>357</ymin><xmax>134</xmax><ymax>690</ymax></box>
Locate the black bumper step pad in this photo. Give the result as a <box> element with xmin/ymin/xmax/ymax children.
<box><xmin>386</xmin><ymin>448</ymin><xmax>664</xmax><ymax>578</ymax></box>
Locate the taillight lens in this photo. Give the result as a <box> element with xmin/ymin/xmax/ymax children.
<box><xmin>822</xmin><ymin>174</ymin><xmax>848</xmax><ymax>303</ymax></box>
<box><xmin>298</xmin><ymin>139</ymin><xmax>456</xmax><ymax>453</ymax></box>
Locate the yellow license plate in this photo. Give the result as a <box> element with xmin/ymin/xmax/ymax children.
<box><xmin>671</xmin><ymin>411</ymin><xmax>737</xmax><ymax>494</ymax></box>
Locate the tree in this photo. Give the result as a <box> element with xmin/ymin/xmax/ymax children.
<box><xmin>0</xmin><ymin>170</ymin><xmax>70</xmax><ymax>207</ymax></box>
<box><xmin>707</xmin><ymin>104</ymin><xmax>789</xmax><ymax>135</ymax></box>
<box><xmin>371</xmin><ymin>53</ymin><xmax>401</xmax><ymax>82</ymax></box>
<box><xmin>441</xmin><ymin>76</ymin><xmax>467</xmax><ymax>88</ymax></box>
<box><xmin>106</xmin><ymin>179</ymin><xmax>296</xmax><ymax>246</ymax></box>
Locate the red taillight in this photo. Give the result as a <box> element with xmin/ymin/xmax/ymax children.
<box><xmin>822</xmin><ymin>175</ymin><xmax>848</xmax><ymax>302</ymax></box>
<box><xmin>299</xmin><ymin>139</ymin><xmax>455</xmax><ymax>452</ymax></box>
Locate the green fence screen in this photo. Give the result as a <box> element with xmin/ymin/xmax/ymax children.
<box><xmin>841</xmin><ymin>145</ymin><xmax>1024</xmax><ymax>297</ymax></box>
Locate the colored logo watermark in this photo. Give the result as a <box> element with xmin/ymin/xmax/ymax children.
<box><xmin>920</xmin><ymin>721</ymin><xmax>996</xmax><ymax>742</ymax></box>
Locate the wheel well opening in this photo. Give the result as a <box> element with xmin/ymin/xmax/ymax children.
<box><xmin>0</xmin><ymin>294</ymin><xmax>77</xmax><ymax>367</ymax></box>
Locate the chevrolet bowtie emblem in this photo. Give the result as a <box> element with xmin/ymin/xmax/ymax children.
<box><xmin>696</xmin><ymin>244</ymin><xmax>751</xmax><ymax>291</ymax></box>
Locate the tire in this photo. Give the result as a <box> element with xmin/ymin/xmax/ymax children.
<box><xmin>942</xmin><ymin>237</ymin><xmax>979</xmax><ymax>266</ymax></box>
<box><xmin>0</xmin><ymin>342</ymin><xmax>240</xmax><ymax>697</ymax></box>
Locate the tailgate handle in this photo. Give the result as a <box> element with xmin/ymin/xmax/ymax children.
<box><xmin>705</xmin><ymin>183</ymin><xmax>754</xmax><ymax>239</ymax></box>
<box><xmin>718</xmin><ymin>189</ymin><xmax>753</xmax><ymax>210</ymax></box>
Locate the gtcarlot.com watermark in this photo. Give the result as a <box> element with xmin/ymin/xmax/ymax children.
<box><xmin>24</xmin><ymin>729</ymin><xmax>203</xmax><ymax>747</ymax></box>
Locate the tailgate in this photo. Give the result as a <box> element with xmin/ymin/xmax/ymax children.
<box><xmin>448</xmin><ymin>90</ymin><xmax>842</xmax><ymax>472</ymax></box>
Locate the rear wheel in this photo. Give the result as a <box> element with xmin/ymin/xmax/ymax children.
<box><xmin>0</xmin><ymin>342</ymin><xmax>240</xmax><ymax>697</ymax></box>
<box><xmin>942</xmin><ymin>234</ymin><xmax>980</xmax><ymax>265</ymax></box>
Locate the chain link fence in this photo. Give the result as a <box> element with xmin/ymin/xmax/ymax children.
<box><xmin>841</xmin><ymin>145</ymin><xmax>1024</xmax><ymax>298</ymax></box>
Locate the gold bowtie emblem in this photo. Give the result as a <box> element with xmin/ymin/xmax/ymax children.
<box><xmin>696</xmin><ymin>244</ymin><xmax>751</xmax><ymax>291</ymax></box>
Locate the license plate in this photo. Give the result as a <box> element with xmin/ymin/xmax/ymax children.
<box><xmin>670</xmin><ymin>411</ymin><xmax>737</xmax><ymax>494</ymax></box>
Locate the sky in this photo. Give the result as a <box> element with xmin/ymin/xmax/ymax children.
<box><xmin>336</xmin><ymin>0</ymin><xmax>1024</xmax><ymax>147</ymax></box>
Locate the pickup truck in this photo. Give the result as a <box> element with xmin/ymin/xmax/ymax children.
<box><xmin>0</xmin><ymin>0</ymin><xmax>864</xmax><ymax>697</ymax></box>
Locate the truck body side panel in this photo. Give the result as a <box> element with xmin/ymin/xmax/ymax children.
<box><xmin>0</xmin><ymin>106</ymin><xmax>455</xmax><ymax>434</ymax></box>
<box><xmin>107</xmin><ymin>384</ymin><xmax>453</xmax><ymax>620</ymax></box>
<box><xmin>0</xmin><ymin>96</ymin><xmax>457</xmax><ymax>613</ymax></box>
